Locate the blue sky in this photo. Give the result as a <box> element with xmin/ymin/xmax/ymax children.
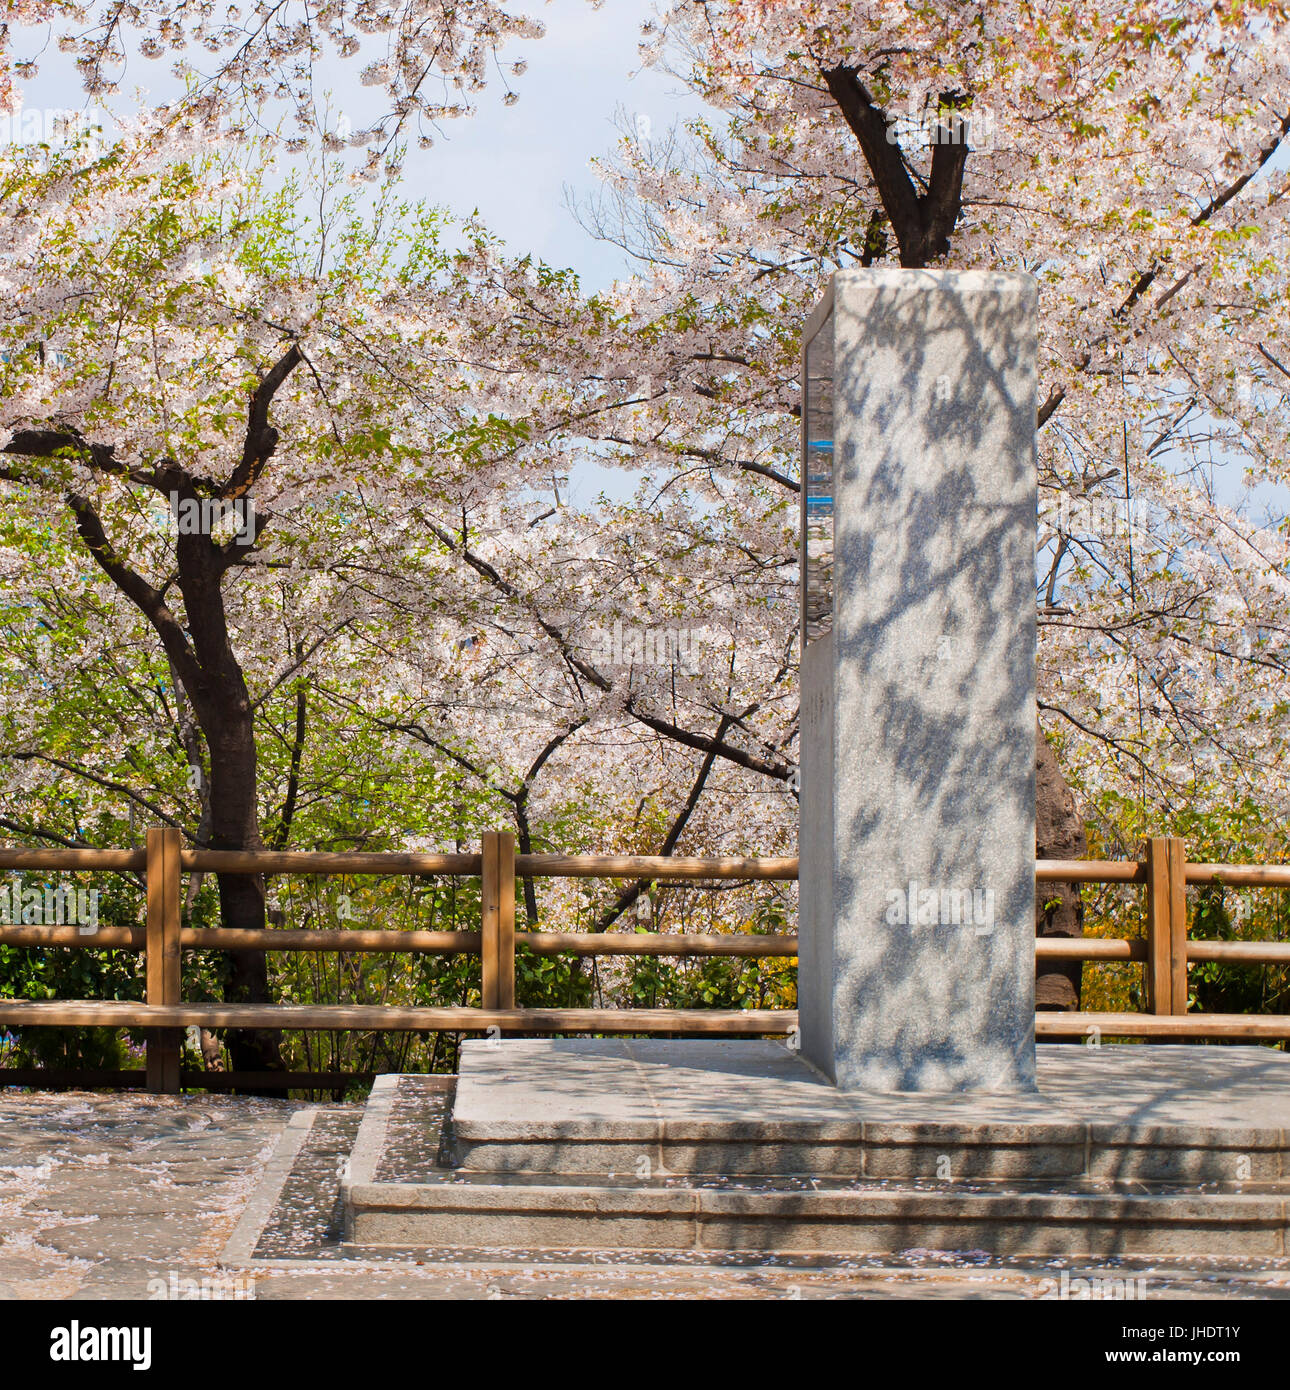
<box><xmin>12</xmin><ymin>0</ymin><xmax>697</xmax><ymax>292</ymax></box>
<box><xmin>9</xmin><ymin>6</ymin><xmax>1286</xmax><ymax>523</ymax></box>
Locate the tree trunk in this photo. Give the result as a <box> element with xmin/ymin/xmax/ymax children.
<box><xmin>3</xmin><ymin>355</ymin><xmax>303</xmax><ymax>1092</ymax></box>
<box><xmin>200</xmin><ymin>678</ymin><xmax>285</xmax><ymax>1086</ymax></box>
<box><xmin>176</xmin><ymin>500</ymin><xmax>286</xmax><ymax>1089</ymax></box>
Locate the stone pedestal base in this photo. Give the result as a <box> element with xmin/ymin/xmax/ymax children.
<box><xmin>340</xmin><ymin>1040</ymin><xmax>1290</xmax><ymax>1257</ymax></box>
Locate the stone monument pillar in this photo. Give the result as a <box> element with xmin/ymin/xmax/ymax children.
<box><xmin>798</xmin><ymin>269</ymin><xmax>1038</xmax><ymax>1092</ymax></box>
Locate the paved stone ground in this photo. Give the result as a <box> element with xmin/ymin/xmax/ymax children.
<box><xmin>3</xmin><ymin>1089</ymin><xmax>1290</xmax><ymax>1300</ymax></box>
<box><xmin>0</xmin><ymin>1089</ymin><xmax>292</xmax><ymax>1301</ymax></box>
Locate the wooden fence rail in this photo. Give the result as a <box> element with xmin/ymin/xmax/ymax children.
<box><xmin>0</xmin><ymin>832</ymin><xmax>1288</xmax><ymax>1093</ymax></box>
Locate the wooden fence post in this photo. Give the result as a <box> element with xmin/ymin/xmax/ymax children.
<box><xmin>481</xmin><ymin>831</ymin><xmax>516</xmax><ymax>1013</ymax></box>
<box><xmin>145</xmin><ymin>827</ymin><xmax>182</xmax><ymax>1093</ymax></box>
<box><xmin>1144</xmin><ymin>836</ymin><xmax>1188</xmax><ymax>1016</ymax></box>
<box><xmin>1166</xmin><ymin>836</ymin><xmax>1189</xmax><ymax>1014</ymax></box>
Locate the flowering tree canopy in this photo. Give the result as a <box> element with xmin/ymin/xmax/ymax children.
<box><xmin>2</xmin><ymin>4</ymin><xmax>1290</xmax><ymax>1047</ymax></box>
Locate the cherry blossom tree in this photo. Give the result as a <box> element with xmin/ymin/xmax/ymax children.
<box><xmin>4</xmin><ymin>0</ymin><xmax>556</xmax><ymax>173</ymax></box>
<box><xmin>0</xmin><ymin>126</ymin><xmax>547</xmax><ymax>1067</ymax></box>
<box><xmin>5</xmin><ymin>2</ymin><xmax>1290</xmax><ymax>1041</ymax></box>
<box><xmin>297</xmin><ymin>2</ymin><xmax>1290</xmax><ymax>1004</ymax></box>
<box><xmin>455</xmin><ymin>0</ymin><xmax>1290</xmax><ymax>1001</ymax></box>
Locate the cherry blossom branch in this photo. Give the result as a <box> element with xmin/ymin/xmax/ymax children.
<box><xmin>219</xmin><ymin>342</ymin><xmax>303</xmax><ymax>500</ymax></box>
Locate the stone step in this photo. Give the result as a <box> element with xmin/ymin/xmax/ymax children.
<box><xmin>343</xmin><ymin>1174</ymin><xmax>1290</xmax><ymax>1257</ymax></box>
<box><xmin>339</xmin><ymin>1042</ymin><xmax>1290</xmax><ymax>1260</ymax></box>
<box><xmin>451</xmin><ymin>1122</ymin><xmax>1287</xmax><ymax>1184</ymax></box>
<box><xmin>448</xmin><ymin>1039</ymin><xmax>1290</xmax><ymax>1182</ymax></box>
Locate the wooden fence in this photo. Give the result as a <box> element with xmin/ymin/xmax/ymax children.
<box><xmin>0</xmin><ymin>831</ymin><xmax>1288</xmax><ymax>1092</ymax></box>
